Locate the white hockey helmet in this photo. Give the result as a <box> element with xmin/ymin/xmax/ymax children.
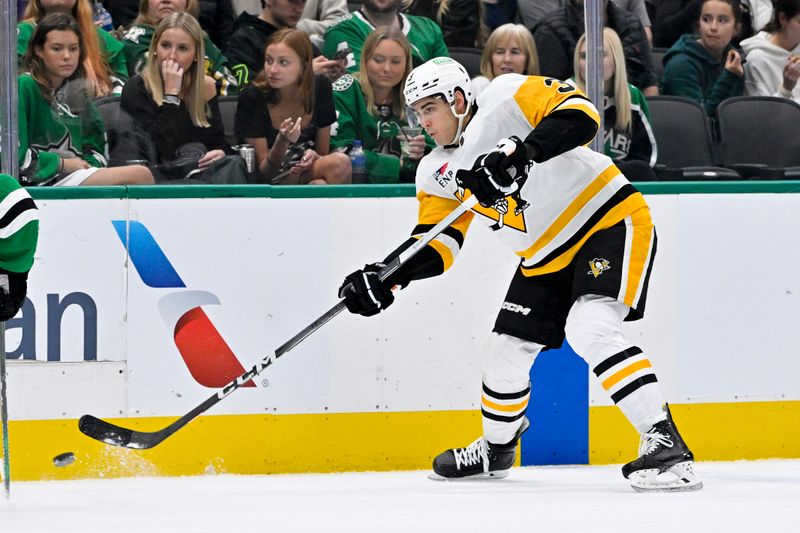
<box><xmin>404</xmin><ymin>57</ymin><xmax>473</xmax><ymax>146</ymax></box>
<box><xmin>404</xmin><ymin>57</ymin><xmax>474</xmax><ymax>109</ymax></box>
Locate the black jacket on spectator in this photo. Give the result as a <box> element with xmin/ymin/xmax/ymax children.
<box><xmin>404</xmin><ymin>0</ymin><xmax>483</xmax><ymax>48</ymax></box>
<box><xmin>120</xmin><ymin>75</ymin><xmax>233</xmax><ymax>164</ymax></box>
<box><xmin>199</xmin><ymin>0</ymin><xmax>236</xmax><ymax>51</ymax></box>
<box><xmin>102</xmin><ymin>0</ymin><xmax>138</xmax><ymax>30</ymax></box>
<box><xmin>532</xmin><ymin>1</ymin><xmax>658</xmax><ymax>91</ymax></box>
<box><xmin>225</xmin><ymin>12</ymin><xmax>324</xmax><ymax>87</ymax></box>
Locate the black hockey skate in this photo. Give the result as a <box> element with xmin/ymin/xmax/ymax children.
<box><xmin>429</xmin><ymin>417</ymin><xmax>530</xmax><ymax>480</ymax></box>
<box><xmin>622</xmin><ymin>405</ymin><xmax>703</xmax><ymax>492</ymax></box>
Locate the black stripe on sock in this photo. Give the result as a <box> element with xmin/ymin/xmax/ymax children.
<box><xmin>482</xmin><ymin>382</ymin><xmax>531</xmax><ymax>401</ymax></box>
<box><xmin>481</xmin><ymin>408</ymin><xmax>528</xmax><ymax>423</ymax></box>
<box><xmin>592</xmin><ymin>346</ymin><xmax>644</xmax><ymax>377</ymax></box>
<box><xmin>610</xmin><ymin>373</ymin><xmax>658</xmax><ymax>403</ymax></box>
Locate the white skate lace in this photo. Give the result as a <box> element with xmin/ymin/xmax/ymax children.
<box><xmin>454</xmin><ymin>437</ymin><xmax>489</xmax><ymax>472</ymax></box>
<box><xmin>638</xmin><ymin>429</ymin><xmax>673</xmax><ymax>456</ymax></box>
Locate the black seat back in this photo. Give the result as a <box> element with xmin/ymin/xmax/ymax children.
<box><xmin>448</xmin><ymin>47</ymin><xmax>483</xmax><ymax>78</ymax></box>
<box><xmin>717</xmin><ymin>96</ymin><xmax>800</xmax><ymax>168</ymax></box>
<box><xmin>95</xmin><ymin>96</ymin><xmax>156</xmax><ymax>166</ymax></box>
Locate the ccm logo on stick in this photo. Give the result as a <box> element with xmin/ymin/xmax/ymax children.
<box><xmin>502</xmin><ymin>301</ymin><xmax>531</xmax><ymax>315</ymax></box>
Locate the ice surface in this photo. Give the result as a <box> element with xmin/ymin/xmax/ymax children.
<box><xmin>1</xmin><ymin>459</ymin><xmax>797</xmax><ymax>532</ymax></box>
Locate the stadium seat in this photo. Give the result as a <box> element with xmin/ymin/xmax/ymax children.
<box><xmin>716</xmin><ymin>96</ymin><xmax>800</xmax><ymax>179</ymax></box>
<box><xmin>95</xmin><ymin>96</ymin><xmax>156</xmax><ymax>166</ymax></box>
<box><xmin>645</xmin><ymin>96</ymin><xmax>740</xmax><ymax>180</ymax></box>
<box><xmin>448</xmin><ymin>47</ymin><xmax>482</xmax><ymax>78</ymax></box>
<box><xmin>651</xmin><ymin>47</ymin><xmax>667</xmax><ymax>83</ymax></box>
<box><xmin>216</xmin><ymin>95</ymin><xmax>239</xmax><ymax>147</ymax></box>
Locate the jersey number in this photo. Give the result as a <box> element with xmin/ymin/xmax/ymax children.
<box><xmin>543</xmin><ymin>78</ymin><xmax>576</xmax><ymax>94</ymax></box>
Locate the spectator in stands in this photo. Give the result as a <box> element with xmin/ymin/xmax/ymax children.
<box><xmin>653</xmin><ymin>0</ymin><xmax>764</xmax><ymax>49</ymax></box>
<box><xmin>660</xmin><ymin>0</ymin><xmax>744</xmax><ymax>115</ymax></box>
<box><xmin>572</xmin><ymin>28</ymin><xmax>658</xmax><ymax>181</ymax></box>
<box><xmin>18</xmin><ymin>13</ymin><xmax>154</xmax><ymax>186</ymax></box>
<box><xmin>403</xmin><ymin>0</ymin><xmax>485</xmax><ymax>48</ymax></box>
<box><xmin>741</xmin><ymin>0</ymin><xmax>800</xmax><ymax>102</ymax></box>
<box><xmin>532</xmin><ymin>0</ymin><xmax>659</xmax><ymax>95</ymax></box>
<box><xmin>18</xmin><ymin>0</ymin><xmax>128</xmax><ymax>98</ymax></box>
<box><xmin>297</xmin><ymin>0</ymin><xmax>349</xmax><ymax>44</ymax></box>
<box><xmin>198</xmin><ymin>0</ymin><xmax>237</xmax><ymax>50</ymax></box>
<box><xmin>224</xmin><ymin>0</ymin><xmax>345</xmax><ymax>87</ymax></box>
<box><xmin>323</xmin><ymin>0</ymin><xmax>449</xmax><ymax>73</ymax></box>
<box><xmin>471</xmin><ymin>23</ymin><xmax>538</xmax><ymax>97</ymax></box>
<box><xmin>331</xmin><ymin>27</ymin><xmax>431</xmax><ymax>182</ymax></box>
<box><xmin>121</xmin><ymin>0</ymin><xmax>239</xmax><ymax>96</ymax></box>
<box><xmin>121</xmin><ymin>12</ymin><xmax>248</xmax><ymax>183</ymax></box>
<box><xmin>482</xmin><ymin>0</ymin><xmax>517</xmax><ymax>32</ymax></box>
<box><xmin>235</xmin><ymin>29</ymin><xmax>351</xmax><ymax>183</ymax></box>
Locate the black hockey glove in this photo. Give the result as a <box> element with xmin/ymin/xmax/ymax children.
<box><xmin>0</xmin><ymin>270</ymin><xmax>28</xmax><ymax>321</ymax></box>
<box><xmin>456</xmin><ymin>136</ymin><xmax>534</xmax><ymax>208</ymax></box>
<box><xmin>338</xmin><ymin>263</ymin><xmax>395</xmax><ymax>317</ymax></box>
<box><xmin>480</xmin><ymin>136</ymin><xmax>535</xmax><ymax>185</ymax></box>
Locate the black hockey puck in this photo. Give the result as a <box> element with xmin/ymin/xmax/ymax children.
<box><xmin>53</xmin><ymin>452</ymin><xmax>76</xmax><ymax>467</ymax></box>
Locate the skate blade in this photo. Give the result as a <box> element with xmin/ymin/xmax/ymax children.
<box><xmin>629</xmin><ymin>461</ymin><xmax>703</xmax><ymax>493</ymax></box>
<box><xmin>428</xmin><ymin>469</ymin><xmax>510</xmax><ymax>481</ymax></box>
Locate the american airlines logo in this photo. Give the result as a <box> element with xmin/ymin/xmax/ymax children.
<box><xmin>502</xmin><ymin>301</ymin><xmax>531</xmax><ymax>315</ymax></box>
<box><xmin>113</xmin><ymin>220</ymin><xmax>254</xmax><ymax>389</ymax></box>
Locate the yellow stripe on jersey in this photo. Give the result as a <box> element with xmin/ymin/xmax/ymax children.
<box><xmin>517</xmin><ymin>164</ymin><xmax>621</xmax><ymax>261</ymax></box>
<box><xmin>519</xmin><ymin>192</ymin><xmax>649</xmax><ymax>277</ymax></box>
<box><xmin>601</xmin><ymin>359</ymin><xmax>653</xmax><ymax>390</ymax></box>
<box><xmin>513</xmin><ymin>76</ymin><xmax>601</xmax><ymax>130</ymax></box>
<box><xmin>623</xmin><ymin>207</ymin><xmax>654</xmax><ymax>308</ymax></box>
<box><xmin>415</xmin><ymin>191</ymin><xmax>474</xmax><ymax>271</ymax></box>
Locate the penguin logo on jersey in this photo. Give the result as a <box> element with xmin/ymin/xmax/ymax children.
<box><xmin>455</xmin><ymin>178</ymin><xmax>530</xmax><ymax>233</ymax></box>
<box><xmin>588</xmin><ymin>258</ymin><xmax>611</xmax><ymax>278</ymax></box>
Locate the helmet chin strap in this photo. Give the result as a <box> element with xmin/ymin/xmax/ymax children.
<box><xmin>443</xmin><ymin>101</ymin><xmax>471</xmax><ymax>149</ymax></box>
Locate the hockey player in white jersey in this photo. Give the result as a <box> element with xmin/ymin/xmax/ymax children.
<box><xmin>338</xmin><ymin>57</ymin><xmax>702</xmax><ymax>492</ymax></box>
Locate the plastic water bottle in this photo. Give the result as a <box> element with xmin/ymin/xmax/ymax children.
<box><xmin>93</xmin><ymin>1</ymin><xmax>114</xmax><ymax>32</ymax></box>
<box><xmin>350</xmin><ymin>140</ymin><xmax>367</xmax><ymax>183</ymax></box>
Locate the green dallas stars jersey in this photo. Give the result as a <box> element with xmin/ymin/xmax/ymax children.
<box><xmin>322</xmin><ymin>11</ymin><xmax>449</xmax><ymax>74</ymax></box>
<box><xmin>120</xmin><ymin>23</ymin><xmax>238</xmax><ymax>96</ymax></box>
<box><xmin>18</xmin><ymin>74</ymin><xmax>108</xmax><ymax>185</ymax></box>
<box><xmin>0</xmin><ymin>174</ymin><xmax>38</xmax><ymax>273</ymax></box>
<box><xmin>17</xmin><ymin>21</ymin><xmax>129</xmax><ymax>85</ymax></box>
<box><xmin>330</xmin><ymin>74</ymin><xmax>434</xmax><ymax>183</ymax></box>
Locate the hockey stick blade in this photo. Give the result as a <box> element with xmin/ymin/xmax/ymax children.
<box><xmin>78</xmin><ymin>196</ymin><xmax>478</xmax><ymax>450</ymax></box>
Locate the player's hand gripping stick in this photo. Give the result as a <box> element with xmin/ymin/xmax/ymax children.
<box><xmin>456</xmin><ymin>136</ymin><xmax>532</xmax><ymax>208</ymax></box>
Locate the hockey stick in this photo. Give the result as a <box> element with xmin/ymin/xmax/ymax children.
<box><xmin>78</xmin><ymin>195</ymin><xmax>479</xmax><ymax>449</ymax></box>
<box><xmin>1</xmin><ymin>323</ymin><xmax>11</xmax><ymax>498</ymax></box>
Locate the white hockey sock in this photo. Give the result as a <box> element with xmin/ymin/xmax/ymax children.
<box><xmin>481</xmin><ymin>333</ymin><xmax>543</xmax><ymax>444</ymax></box>
<box><xmin>566</xmin><ymin>295</ymin><xmax>667</xmax><ymax>434</ymax></box>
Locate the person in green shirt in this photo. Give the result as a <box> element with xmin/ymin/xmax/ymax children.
<box><xmin>0</xmin><ymin>174</ymin><xmax>38</xmax><ymax>322</ymax></box>
<box><xmin>120</xmin><ymin>0</ymin><xmax>239</xmax><ymax>96</ymax></box>
<box><xmin>18</xmin><ymin>13</ymin><xmax>154</xmax><ymax>186</ymax></box>
<box><xmin>17</xmin><ymin>0</ymin><xmax>128</xmax><ymax>98</ymax></box>
<box><xmin>323</xmin><ymin>0</ymin><xmax>449</xmax><ymax>74</ymax></box>
<box><xmin>331</xmin><ymin>27</ymin><xmax>432</xmax><ymax>183</ymax></box>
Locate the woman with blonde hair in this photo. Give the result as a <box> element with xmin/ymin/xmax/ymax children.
<box><xmin>235</xmin><ymin>29</ymin><xmax>351</xmax><ymax>184</ymax></box>
<box><xmin>17</xmin><ymin>0</ymin><xmax>128</xmax><ymax>98</ymax></box>
<box><xmin>330</xmin><ymin>27</ymin><xmax>432</xmax><ymax>183</ymax></box>
<box><xmin>121</xmin><ymin>0</ymin><xmax>238</xmax><ymax>96</ymax></box>
<box><xmin>471</xmin><ymin>23</ymin><xmax>539</xmax><ymax>97</ymax></box>
<box><xmin>121</xmin><ymin>12</ymin><xmax>247</xmax><ymax>183</ymax></box>
<box><xmin>573</xmin><ymin>28</ymin><xmax>658</xmax><ymax>181</ymax></box>
<box><xmin>19</xmin><ymin>13</ymin><xmax>153</xmax><ymax>186</ymax></box>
